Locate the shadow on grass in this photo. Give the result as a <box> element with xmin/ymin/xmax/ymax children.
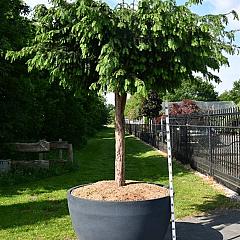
<box><xmin>126</xmin><ymin>136</ymin><xmax>190</xmax><ymax>182</ymax></box>
<box><xmin>0</xmin><ymin>128</ymin><xmax>115</xmax><ymax>196</ymax></box>
<box><xmin>0</xmin><ymin>129</ymin><xmax>180</xmax><ymax>196</ymax></box>
<box><xmin>0</xmin><ymin>129</ymin><xmax>201</xmax><ymax>197</ymax></box>
<box><xmin>192</xmin><ymin>194</ymin><xmax>240</xmax><ymax>215</ymax></box>
<box><xmin>126</xmin><ymin>154</ymin><xmax>190</xmax><ymax>182</ymax></box>
<box><xmin>0</xmin><ymin>199</ymin><xmax>68</xmax><ymax>229</ymax></box>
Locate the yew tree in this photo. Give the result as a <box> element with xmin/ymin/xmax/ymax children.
<box><xmin>8</xmin><ymin>0</ymin><xmax>239</xmax><ymax>186</ymax></box>
<box><xmin>141</xmin><ymin>90</ymin><xmax>162</xmax><ymax>119</ymax></box>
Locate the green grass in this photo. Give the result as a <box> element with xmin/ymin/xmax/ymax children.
<box><xmin>0</xmin><ymin>127</ymin><xmax>239</xmax><ymax>239</ymax></box>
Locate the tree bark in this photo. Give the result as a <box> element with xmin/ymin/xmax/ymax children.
<box><xmin>115</xmin><ymin>91</ymin><xmax>127</xmax><ymax>187</ymax></box>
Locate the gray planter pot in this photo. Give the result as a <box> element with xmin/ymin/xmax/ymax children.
<box><xmin>67</xmin><ymin>184</ymin><xmax>171</xmax><ymax>240</ymax></box>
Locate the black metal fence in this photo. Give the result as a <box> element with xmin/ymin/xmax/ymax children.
<box><xmin>126</xmin><ymin>123</ymin><xmax>167</xmax><ymax>152</ymax></box>
<box><xmin>126</xmin><ymin>108</ymin><xmax>240</xmax><ymax>193</ymax></box>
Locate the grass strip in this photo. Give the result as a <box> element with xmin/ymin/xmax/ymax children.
<box><xmin>0</xmin><ymin>127</ymin><xmax>239</xmax><ymax>239</ymax></box>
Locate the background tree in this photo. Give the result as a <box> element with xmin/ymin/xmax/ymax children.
<box><xmin>0</xmin><ymin>0</ymin><xmax>35</xmax><ymax>145</ymax></box>
<box><xmin>218</xmin><ymin>90</ymin><xmax>232</xmax><ymax>102</ymax></box>
<box><xmin>40</xmin><ymin>83</ymin><xmax>109</xmax><ymax>145</ymax></box>
<box><xmin>0</xmin><ymin>0</ymin><xmax>109</xmax><ymax>158</ymax></box>
<box><xmin>125</xmin><ymin>93</ymin><xmax>144</xmax><ymax>120</ymax></box>
<box><xmin>125</xmin><ymin>77</ymin><xmax>217</xmax><ymax>122</ymax></box>
<box><xmin>219</xmin><ymin>79</ymin><xmax>240</xmax><ymax>105</ymax></box>
<box><xmin>164</xmin><ymin>77</ymin><xmax>218</xmax><ymax>102</ymax></box>
<box><xmin>8</xmin><ymin>0</ymin><xmax>239</xmax><ymax>186</ymax></box>
<box><xmin>141</xmin><ymin>90</ymin><xmax>162</xmax><ymax>119</ymax></box>
<box><xmin>106</xmin><ymin>104</ymin><xmax>115</xmax><ymax>124</ymax></box>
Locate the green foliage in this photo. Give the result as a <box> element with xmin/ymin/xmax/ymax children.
<box><xmin>164</xmin><ymin>77</ymin><xmax>218</xmax><ymax>101</ymax></box>
<box><xmin>39</xmin><ymin>82</ymin><xmax>109</xmax><ymax>145</ymax></box>
<box><xmin>219</xmin><ymin>79</ymin><xmax>240</xmax><ymax>104</ymax></box>
<box><xmin>0</xmin><ymin>0</ymin><xmax>31</xmax><ymax>53</ymax></box>
<box><xmin>0</xmin><ymin>0</ymin><xmax>38</xmax><ymax>145</ymax></box>
<box><xmin>0</xmin><ymin>0</ymin><xmax>33</xmax><ymax>106</ymax></box>
<box><xmin>185</xmin><ymin>0</ymin><xmax>203</xmax><ymax>6</ymax></box>
<box><xmin>0</xmin><ymin>75</ymin><xmax>42</xmax><ymax>143</ymax></box>
<box><xmin>218</xmin><ymin>90</ymin><xmax>232</xmax><ymax>102</ymax></box>
<box><xmin>125</xmin><ymin>93</ymin><xmax>144</xmax><ymax>120</ymax></box>
<box><xmin>7</xmin><ymin>0</ymin><xmax>239</xmax><ymax>96</ymax></box>
<box><xmin>0</xmin><ymin>0</ymin><xmax>110</xmax><ymax>159</ymax></box>
<box><xmin>106</xmin><ymin>104</ymin><xmax>115</xmax><ymax>124</ymax></box>
<box><xmin>0</xmin><ymin>75</ymin><xmax>109</xmax><ymax>158</ymax></box>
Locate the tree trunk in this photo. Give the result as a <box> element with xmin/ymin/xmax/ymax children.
<box><xmin>115</xmin><ymin>91</ymin><xmax>127</xmax><ymax>187</ymax></box>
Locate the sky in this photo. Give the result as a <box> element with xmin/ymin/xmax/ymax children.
<box><xmin>25</xmin><ymin>0</ymin><xmax>240</xmax><ymax>104</ymax></box>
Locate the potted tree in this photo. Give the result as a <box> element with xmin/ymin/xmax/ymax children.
<box><xmin>8</xmin><ymin>0</ymin><xmax>239</xmax><ymax>239</ymax></box>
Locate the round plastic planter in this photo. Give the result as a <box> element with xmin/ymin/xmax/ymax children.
<box><xmin>67</xmin><ymin>184</ymin><xmax>171</xmax><ymax>240</ymax></box>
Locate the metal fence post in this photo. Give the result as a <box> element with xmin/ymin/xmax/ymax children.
<box><xmin>208</xmin><ymin>127</ymin><xmax>213</xmax><ymax>176</ymax></box>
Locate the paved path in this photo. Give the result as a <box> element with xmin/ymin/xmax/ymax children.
<box><xmin>164</xmin><ymin>209</ymin><xmax>240</xmax><ymax>240</ymax></box>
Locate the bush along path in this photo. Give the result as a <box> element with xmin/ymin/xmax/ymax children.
<box><xmin>0</xmin><ymin>127</ymin><xmax>239</xmax><ymax>239</ymax></box>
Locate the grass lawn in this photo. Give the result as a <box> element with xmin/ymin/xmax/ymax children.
<box><xmin>0</xmin><ymin>127</ymin><xmax>239</xmax><ymax>239</ymax></box>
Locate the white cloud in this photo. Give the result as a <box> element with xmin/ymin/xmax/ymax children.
<box><xmin>105</xmin><ymin>93</ymin><xmax>115</xmax><ymax>105</ymax></box>
<box><xmin>204</xmin><ymin>0</ymin><xmax>240</xmax><ymax>93</ymax></box>
<box><xmin>213</xmin><ymin>54</ymin><xmax>240</xmax><ymax>93</ymax></box>
<box><xmin>206</xmin><ymin>0</ymin><xmax>240</xmax><ymax>12</ymax></box>
<box><xmin>25</xmin><ymin>0</ymin><xmax>51</xmax><ymax>8</ymax></box>
<box><xmin>206</xmin><ymin>0</ymin><xmax>240</xmax><ymax>27</ymax></box>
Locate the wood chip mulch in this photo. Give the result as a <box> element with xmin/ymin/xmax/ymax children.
<box><xmin>72</xmin><ymin>180</ymin><xmax>169</xmax><ymax>201</ymax></box>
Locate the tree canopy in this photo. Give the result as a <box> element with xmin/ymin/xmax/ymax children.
<box><xmin>125</xmin><ymin>93</ymin><xmax>144</xmax><ymax>120</ymax></box>
<box><xmin>219</xmin><ymin>79</ymin><xmax>240</xmax><ymax>105</ymax></box>
<box><xmin>141</xmin><ymin>90</ymin><xmax>162</xmax><ymax>118</ymax></box>
<box><xmin>0</xmin><ymin>0</ymin><xmax>33</xmax><ymax>145</ymax></box>
<box><xmin>8</xmin><ymin>0</ymin><xmax>239</xmax><ymax>95</ymax></box>
<box><xmin>164</xmin><ymin>77</ymin><xmax>218</xmax><ymax>101</ymax></box>
<box><xmin>125</xmin><ymin>78</ymin><xmax>218</xmax><ymax>120</ymax></box>
<box><xmin>0</xmin><ymin>0</ymin><xmax>110</xmax><ymax>158</ymax></box>
<box><xmin>125</xmin><ymin>90</ymin><xmax>162</xmax><ymax>120</ymax></box>
<box><xmin>0</xmin><ymin>0</ymin><xmax>32</xmax><ymax>80</ymax></box>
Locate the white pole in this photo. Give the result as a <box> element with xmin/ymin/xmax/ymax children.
<box><xmin>165</xmin><ymin>102</ymin><xmax>177</xmax><ymax>240</ymax></box>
